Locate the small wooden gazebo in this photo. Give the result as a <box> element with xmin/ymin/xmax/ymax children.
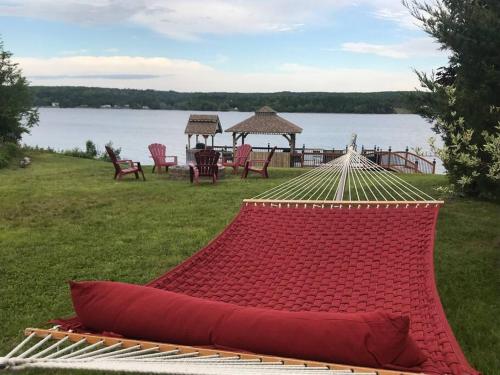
<box><xmin>225</xmin><ymin>106</ymin><xmax>303</xmax><ymax>158</ymax></box>
<box><xmin>185</xmin><ymin>114</ymin><xmax>222</xmax><ymax>148</ymax></box>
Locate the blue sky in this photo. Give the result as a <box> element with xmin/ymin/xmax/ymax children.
<box><xmin>0</xmin><ymin>0</ymin><xmax>448</xmax><ymax>92</ymax></box>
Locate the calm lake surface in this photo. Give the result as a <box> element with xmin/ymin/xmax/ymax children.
<box><xmin>24</xmin><ymin>108</ymin><xmax>443</xmax><ymax>171</ymax></box>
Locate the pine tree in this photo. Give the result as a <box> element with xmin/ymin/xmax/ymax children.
<box><xmin>405</xmin><ymin>0</ymin><xmax>500</xmax><ymax>198</ymax></box>
<box><xmin>0</xmin><ymin>39</ymin><xmax>38</xmax><ymax>143</ymax></box>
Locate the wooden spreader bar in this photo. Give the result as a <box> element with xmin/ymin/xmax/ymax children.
<box><xmin>244</xmin><ymin>199</ymin><xmax>444</xmax><ymax>208</ymax></box>
<box><xmin>23</xmin><ymin>328</ymin><xmax>425</xmax><ymax>375</ymax></box>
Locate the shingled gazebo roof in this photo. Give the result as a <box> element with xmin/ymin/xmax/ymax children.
<box><xmin>225</xmin><ymin>106</ymin><xmax>302</xmax><ymax>135</ymax></box>
<box><xmin>185</xmin><ymin>114</ymin><xmax>222</xmax><ymax>135</ymax></box>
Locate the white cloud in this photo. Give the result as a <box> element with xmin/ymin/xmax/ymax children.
<box><xmin>341</xmin><ymin>38</ymin><xmax>445</xmax><ymax>59</ymax></box>
<box><xmin>16</xmin><ymin>55</ymin><xmax>212</xmax><ymax>79</ymax></box>
<box><xmin>372</xmin><ymin>7</ymin><xmax>419</xmax><ymax>30</ymax></box>
<box><xmin>0</xmin><ymin>0</ymin><xmax>421</xmax><ymax>40</ymax></box>
<box><xmin>15</xmin><ymin>55</ymin><xmax>420</xmax><ymax>92</ymax></box>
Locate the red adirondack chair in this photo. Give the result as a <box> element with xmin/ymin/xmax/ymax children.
<box><xmin>105</xmin><ymin>146</ymin><xmax>145</xmax><ymax>181</ymax></box>
<box><xmin>189</xmin><ymin>149</ymin><xmax>220</xmax><ymax>184</ymax></box>
<box><xmin>148</xmin><ymin>143</ymin><xmax>178</xmax><ymax>173</ymax></box>
<box><xmin>242</xmin><ymin>146</ymin><xmax>276</xmax><ymax>179</ymax></box>
<box><xmin>222</xmin><ymin>144</ymin><xmax>252</xmax><ymax>174</ymax></box>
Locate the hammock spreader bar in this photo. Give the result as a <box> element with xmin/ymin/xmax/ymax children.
<box><xmin>1</xmin><ymin>328</ymin><xmax>417</xmax><ymax>375</ymax></box>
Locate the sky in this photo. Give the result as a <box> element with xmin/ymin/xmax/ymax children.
<box><xmin>0</xmin><ymin>0</ymin><xmax>449</xmax><ymax>92</ymax></box>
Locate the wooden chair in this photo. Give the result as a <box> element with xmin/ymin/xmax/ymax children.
<box><xmin>105</xmin><ymin>146</ymin><xmax>145</xmax><ymax>181</ymax></box>
<box><xmin>222</xmin><ymin>144</ymin><xmax>252</xmax><ymax>174</ymax></box>
<box><xmin>189</xmin><ymin>150</ymin><xmax>220</xmax><ymax>184</ymax></box>
<box><xmin>148</xmin><ymin>143</ymin><xmax>178</xmax><ymax>173</ymax></box>
<box><xmin>242</xmin><ymin>147</ymin><xmax>276</xmax><ymax>179</ymax></box>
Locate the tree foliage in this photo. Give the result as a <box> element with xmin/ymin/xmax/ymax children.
<box><xmin>30</xmin><ymin>86</ymin><xmax>417</xmax><ymax>114</ymax></box>
<box><xmin>405</xmin><ymin>0</ymin><xmax>500</xmax><ymax>198</ymax></box>
<box><xmin>0</xmin><ymin>39</ymin><xmax>38</xmax><ymax>142</ymax></box>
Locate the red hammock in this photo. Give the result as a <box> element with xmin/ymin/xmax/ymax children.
<box><xmin>58</xmin><ymin>203</ymin><xmax>477</xmax><ymax>375</ymax></box>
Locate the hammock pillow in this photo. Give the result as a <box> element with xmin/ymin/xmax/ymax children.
<box><xmin>70</xmin><ymin>281</ymin><xmax>426</xmax><ymax>370</ymax></box>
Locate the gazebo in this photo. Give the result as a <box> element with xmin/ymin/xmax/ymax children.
<box><xmin>185</xmin><ymin>114</ymin><xmax>222</xmax><ymax>148</ymax></box>
<box><xmin>225</xmin><ymin>106</ymin><xmax>303</xmax><ymax>161</ymax></box>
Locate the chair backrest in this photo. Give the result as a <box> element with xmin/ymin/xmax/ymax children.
<box><xmin>263</xmin><ymin>147</ymin><xmax>277</xmax><ymax>169</ymax></box>
<box><xmin>234</xmin><ymin>144</ymin><xmax>252</xmax><ymax>167</ymax></box>
<box><xmin>148</xmin><ymin>143</ymin><xmax>166</xmax><ymax>164</ymax></box>
<box><xmin>105</xmin><ymin>146</ymin><xmax>121</xmax><ymax>173</ymax></box>
<box><xmin>195</xmin><ymin>149</ymin><xmax>220</xmax><ymax>176</ymax></box>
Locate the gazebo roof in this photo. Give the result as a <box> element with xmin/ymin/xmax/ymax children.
<box><xmin>225</xmin><ymin>106</ymin><xmax>302</xmax><ymax>135</ymax></box>
<box><xmin>185</xmin><ymin>114</ymin><xmax>222</xmax><ymax>135</ymax></box>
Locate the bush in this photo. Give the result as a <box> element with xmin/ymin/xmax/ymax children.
<box><xmin>17</xmin><ymin>140</ymin><xmax>123</xmax><ymax>163</ymax></box>
<box><xmin>0</xmin><ymin>142</ymin><xmax>19</xmax><ymax>168</ymax></box>
<box><xmin>99</xmin><ymin>141</ymin><xmax>121</xmax><ymax>162</ymax></box>
<box><xmin>60</xmin><ymin>140</ymin><xmax>99</xmax><ymax>159</ymax></box>
<box><xmin>85</xmin><ymin>140</ymin><xmax>98</xmax><ymax>158</ymax></box>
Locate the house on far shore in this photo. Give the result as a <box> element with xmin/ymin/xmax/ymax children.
<box><xmin>100</xmin><ymin>104</ymin><xmax>112</xmax><ymax>109</ymax></box>
<box><xmin>51</xmin><ymin>102</ymin><xmax>59</xmax><ymax>108</ymax></box>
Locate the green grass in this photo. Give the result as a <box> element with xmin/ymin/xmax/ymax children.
<box><xmin>0</xmin><ymin>152</ymin><xmax>498</xmax><ymax>374</ymax></box>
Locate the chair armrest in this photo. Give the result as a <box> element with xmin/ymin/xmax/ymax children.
<box><xmin>247</xmin><ymin>159</ymin><xmax>266</xmax><ymax>166</ymax></box>
<box><xmin>166</xmin><ymin>156</ymin><xmax>178</xmax><ymax>163</ymax></box>
<box><xmin>117</xmin><ymin>159</ymin><xmax>134</xmax><ymax>167</ymax></box>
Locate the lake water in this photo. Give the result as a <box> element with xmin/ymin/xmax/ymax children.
<box><xmin>24</xmin><ymin>108</ymin><xmax>443</xmax><ymax>171</ymax></box>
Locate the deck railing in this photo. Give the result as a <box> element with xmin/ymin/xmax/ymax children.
<box><xmin>207</xmin><ymin>145</ymin><xmax>437</xmax><ymax>173</ymax></box>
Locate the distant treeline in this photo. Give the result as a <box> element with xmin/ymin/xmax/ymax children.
<box><xmin>30</xmin><ymin>86</ymin><xmax>423</xmax><ymax>114</ymax></box>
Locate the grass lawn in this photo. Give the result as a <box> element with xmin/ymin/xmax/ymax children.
<box><xmin>0</xmin><ymin>152</ymin><xmax>498</xmax><ymax>374</ymax></box>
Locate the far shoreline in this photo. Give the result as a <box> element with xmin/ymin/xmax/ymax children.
<box><xmin>38</xmin><ymin>106</ymin><xmax>417</xmax><ymax>115</ymax></box>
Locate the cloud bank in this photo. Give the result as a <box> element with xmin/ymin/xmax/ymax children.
<box><xmin>16</xmin><ymin>55</ymin><xmax>421</xmax><ymax>92</ymax></box>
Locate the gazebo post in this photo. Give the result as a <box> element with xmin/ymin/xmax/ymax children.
<box><xmin>211</xmin><ymin>135</ymin><xmax>214</xmax><ymax>147</ymax></box>
<box><xmin>203</xmin><ymin>135</ymin><xmax>208</xmax><ymax>149</ymax></box>
<box><xmin>282</xmin><ymin>133</ymin><xmax>294</xmax><ymax>167</ymax></box>
<box><xmin>187</xmin><ymin>134</ymin><xmax>192</xmax><ymax>149</ymax></box>
<box><xmin>232</xmin><ymin>133</ymin><xmax>237</xmax><ymax>156</ymax></box>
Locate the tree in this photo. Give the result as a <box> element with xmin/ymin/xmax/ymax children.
<box><xmin>405</xmin><ymin>0</ymin><xmax>500</xmax><ymax>198</ymax></box>
<box><xmin>0</xmin><ymin>39</ymin><xmax>38</xmax><ymax>143</ymax></box>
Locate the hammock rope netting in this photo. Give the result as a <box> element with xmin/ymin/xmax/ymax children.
<box><xmin>1</xmin><ymin>145</ymin><xmax>478</xmax><ymax>375</ymax></box>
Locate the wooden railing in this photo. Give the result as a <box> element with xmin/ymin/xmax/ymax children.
<box><xmin>208</xmin><ymin>145</ymin><xmax>437</xmax><ymax>173</ymax></box>
<box><xmin>364</xmin><ymin>148</ymin><xmax>436</xmax><ymax>174</ymax></box>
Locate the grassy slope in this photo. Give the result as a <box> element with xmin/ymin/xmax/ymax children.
<box><xmin>0</xmin><ymin>152</ymin><xmax>498</xmax><ymax>374</ymax></box>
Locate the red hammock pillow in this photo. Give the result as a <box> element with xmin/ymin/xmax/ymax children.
<box><xmin>70</xmin><ymin>281</ymin><xmax>426</xmax><ymax>370</ymax></box>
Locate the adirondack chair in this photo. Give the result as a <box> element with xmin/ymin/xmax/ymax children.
<box><xmin>189</xmin><ymin>149</ymin><xmax>220</xmax><ymax>184</ymax></box>
<box><xmin>242</xmin><ymin>147</ymin><xmax>276</xmax><ymax>179</ymax></box>
<box><xmin>148</xmin><ymin>143</ymin><xmax>178</xmax><ymax>173</ymax></box>
<box><xmin>105</xmin><ymin>146</ymin><xmax>145</xmax><ymax>181</ymax></box>
<box><xmin>222</xmin><ymin>144</ymin><xmax>252</xmax><ymax>174</ymax></box>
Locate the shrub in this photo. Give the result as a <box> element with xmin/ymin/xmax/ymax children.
<box><xmin>0</xmin><ymin>142</ymin><xmax>19</xmax><ymax>168</ymax></box>
<box><xmin>100</xmin><ymin>141</ymin><xmax>121</xmax><ymax>162</ymax></box>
